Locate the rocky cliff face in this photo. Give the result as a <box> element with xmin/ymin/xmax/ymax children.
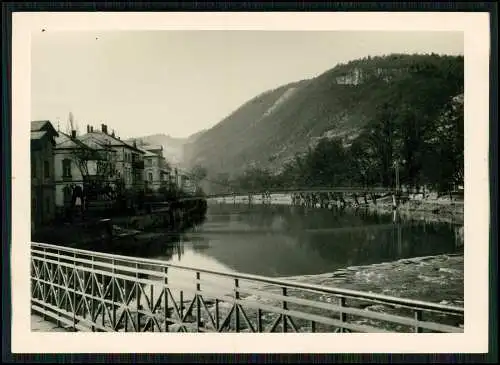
<box><xmin>183</xmin><ymin>53</ymin><xmax>464</xmax><ymax>177</ymax></box>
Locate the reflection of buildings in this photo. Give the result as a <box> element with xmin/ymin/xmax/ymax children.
<box><xmin>454</xmin><ymin>225</ymin><xmax>464</xmax><ymax>248</ymax></box>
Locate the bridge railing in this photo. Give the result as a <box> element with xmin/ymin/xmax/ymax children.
<box><xmin>31</xmin><ymin>242</ymin><xmax>464</xmax><ymax>333</ymax></box>
<box><xmin>206</xmin><ymin>187</ymin><xmax>398</xmax><ymax>199</ymax></box>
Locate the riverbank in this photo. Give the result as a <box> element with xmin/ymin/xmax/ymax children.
<box><xmin>284</xmin><ymin>252</ymin><xmax>464</xmax><ymax>308</ymax></box>
<box><xmin>211</xmin><ymin>252</ymin><xmax>464</xmax><ymax>332</ymax></box>
<box><xmin>369</xmin><ymin>195</ymin><xmax>464</xmax><ymax>225</ymax></box>
<box><xmin>32</xmin><ymin>196</ymin><xmax>208</xmax><ymax>254</ymax></box>
<box><xmin>211</xmin><ymin>193</ymin><xmax>464</xmax><ymax>226</ymax></box>
<box><xmin>157</xmin><ymin>252</ymin><xmax>464</xmax><ymax>333</ymax></box>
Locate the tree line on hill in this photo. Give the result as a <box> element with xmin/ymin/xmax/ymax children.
<box><xmin>202</xmin><ymin>55</ymin><xmax>464</xmax><ymax>195</ymax></box>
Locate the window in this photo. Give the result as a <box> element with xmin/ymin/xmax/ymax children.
<box><xmin>62</xmin><ymin>159</ymin><xmax>72</xmax><ymax>178</ymax></box>
<box><xmin>44</xmin><ymin>161</ymin><xmax>50</xmax><ymax>178</ymax></box>
<box><xmin>145</xmin><ymin>159</ymin><xmax>152</xmax><ymax>167</ymax></box>
<box><xmin>148</xmin><ymin>172</ymin><xmax>153</xmax><ymax>182</ymax></box>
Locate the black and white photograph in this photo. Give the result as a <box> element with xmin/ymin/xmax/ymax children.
<box><xmin>10</xmin><ymin>11</ymin><xmax>490</xmax><ymax>354</ymax></box>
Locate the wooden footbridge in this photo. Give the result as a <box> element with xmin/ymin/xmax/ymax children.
<box><xmin>31</xmin><ymin>241</ymin><xmax>463</xmax><ymax>333</ymax></box>
<box><xmin>207</xmin><ymin>186</ymin><xmax>401</xmax><ymax>198</ymax></box>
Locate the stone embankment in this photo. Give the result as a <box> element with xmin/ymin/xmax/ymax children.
<box><xmin>213</xmin><ymin>192</ymin><xmax>464</xmax><ymax>225</ymax></box>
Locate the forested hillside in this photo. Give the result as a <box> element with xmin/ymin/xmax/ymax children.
<box><xmin>184</xmin><ymin>53</ymin><xmax>464</xmax><ymax>194</ymax></box>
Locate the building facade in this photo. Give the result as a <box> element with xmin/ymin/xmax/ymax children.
<box><xmin>79</xmin><ymin>124</ymin><xmax>145</xmax><ymax>190</ymax></box>
<box><xmin>127</xmin><ymin>141</ymin><xmax>173</xmax><ymax>192</ymax></box>
<box><xmin>31</xmin><ymin>121</ymin><xmax>59</xmax><ymax>234</ymax></box>
<box><xmin>53</xmin><ymin>130</ymin><xmax>101</xmax><ymax>210</ymax></box>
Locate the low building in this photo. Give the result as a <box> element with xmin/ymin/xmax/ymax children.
<box><xmin>31</xmin><ymin>120</ymin><xmax>59</xmax><ymax>234</ymax></box>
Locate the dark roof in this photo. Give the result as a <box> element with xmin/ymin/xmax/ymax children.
<box><xmin>30</xmin><ymin>131</ymin><xmax>47</xmax><ymax>140</ymax></box>
<box><xmin>137</xmin><ymin>146</ymin><xmax>158</xmax><ymax>157</ymax></box>
<box><xmin>82</xmin><ymin>131</ymin><xmax>145</xmax><ymax>154</ymax></box>
<box><xmin>55</xmin><ymin>131</ymin><xmax>99</xmax><ymax>151</ymax></box>
<box><xmin>31</xmin><ymin>120</ymin><xmax>59</xmax><ymax>138</ymax></box>
<box><xmin>30</xmin><ymin>130</ymin><xmax>51</xmax><ymax>150</ymax></box>
<box><xmin>145</xmin><ymin>145</ymin><xmax>163</xmax><ymax>151</ymax></box>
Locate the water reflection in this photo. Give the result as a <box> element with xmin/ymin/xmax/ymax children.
<box><xmin>148</xmin><ymin>204</ymin><xmax>463</xmax><ymax>278</ymax></box>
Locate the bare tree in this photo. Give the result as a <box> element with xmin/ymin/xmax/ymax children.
<box><xmin>69</xmin><ymin>137</ymin><xmax>122</xmax><ymax>207</ymax></box>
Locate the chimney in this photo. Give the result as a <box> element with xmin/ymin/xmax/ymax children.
<box><xmin>71</xmin><ymin>130</ymin><xmax>76</xmax><ymax>138</ymax></box>
<box><xmin>133</xmin><ymin>140</ymin><xmax>137</xmax><ymax>148</ymax></box>
<box><xmin>111</xmin><ymin>130</ymin><xmax>115</xmax><ymax>137</ymax></box>
<box><xmin>86</xmin><ymin>125</ymin><xmax>90</xmax><ymax>133</ymax></box>
<box><xmin>101</xmin><ymin>124</ymin><xmax>108</xmax><ymax>134</ymax></box>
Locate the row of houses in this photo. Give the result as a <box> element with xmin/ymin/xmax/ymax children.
<box><xmin>31</xmin><ymin>120</ymin><xmax>192</xmax><ymax>233</ymax></box>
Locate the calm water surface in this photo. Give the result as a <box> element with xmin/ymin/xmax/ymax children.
<box><xmin>149</xmin><ymin>202</ymin><xmax>463</xmax><ymax>278</ymax></box>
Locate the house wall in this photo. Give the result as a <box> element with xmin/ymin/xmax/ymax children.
<box><xmin>31</xmin><ymin>140</ymin><xmax>56</xmax><ymax>232</ymax></box>
<box><xmin>114</xmin><ymin>146</ymin><xmax>144</xmax><ymax>190</ymax></box>
<box><xmin>144</xmin><ymin>156</ymin><xmax>162</xmax><ymax>191</ymax></box>
<box><xmin>53</xmin><ymin>149</ymin><xmax>99</xmax><ymax>207</ymax></box>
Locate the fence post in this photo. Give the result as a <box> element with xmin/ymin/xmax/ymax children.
<box><xmin>282</xmin><ymin>287</ymin><xmax>287</xmax><ymax>333</ymax></box>
<box><xmin>112</xmin><ymin>258</ymin><xmax>116</xmax><ymax>331</ymax></box>
<box><xmin>414</xmin><ymin>310</ymin><xmax>423</xmax><ymax>333</ymax></box>
<box><xmin>91</xmin><ymin>256</ymin><xmax>95</xmax><ymax>332</ymax></box>
<box><xmin>72</xmin><ymin>252</ymin><xmax>77</xmax><ymax>331</ymax></box>
<box><xmin>196</xmin><ymin>272</ymin><xmax>201</xmax><ymax>331</ymax></box>
<box><xmin>135</xmin><ymin>262</ymin><xmax>140</xmax><ymax>331</ymax></box>
<box><xmin>56</xmin><ymin>249</ymin><xmax>61</xmax><ymax>328</ymax></box>
<box><xmin>101</xmin><ymin>271</ymin><xmax>105</xmax><ymax>327</ymax></box>
<box><xmin>234</xmin><ymin>278</ymin><xmax>240</xmax><ymax>332</ymax></box>
<box><xmin>215</xmin><ymin>299</ymin><xmax>220</xmax><ymax>331</ymax></box>
<box><xmin>163</xmin><ymin>267</ymin><xmax>169</xmax><ymax>332</ymax></box>
<box><xmin>339</xmin><ymin>297</ymin><xmax>347</xmax><ymax>333</ymax></box>
<box><xmin>42</xmin><ymin>247</ymin><xmax>47</xmax><ymax>321</ymax></box>
<box><xmin>257</xmin><ymin>309</ymin><xmax>262</xmax><ymax>333</ymax></box>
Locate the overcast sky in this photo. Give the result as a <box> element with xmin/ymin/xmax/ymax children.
<box><xmin>31</xmin><ymin>31</ymin><xmax>463</xmax><ymax>139</ymax></box>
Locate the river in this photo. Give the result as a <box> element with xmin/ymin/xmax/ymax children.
<box><xmin>148</xmin><ymin>201</ymin><xmax>464</xmax><ymax>278</ymax></box>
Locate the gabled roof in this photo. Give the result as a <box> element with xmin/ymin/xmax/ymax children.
<box><xmin>30</xmin><ymin>131</ymin><xmax>47</xmax><ymax>140</ymax></box>
<box><xmin>55</xmin><ymin>131</ymin><xmax>99</xmax><ymax>151</ymax></box>
<box><xmin>31</xmin><ymin>120</ymin><xmax>59</xmax><ymax>138</ymax></box>
<box><xmin>136</xmin><ymin>146</ymin><xmax>159</xmax><ymax>157</ymax></box>
<box><xmin>80</xmin><ymin>131</ymin><xmax>144</xmax><ymax>153</ymax></box>
<box><xmin>145</xmin><ymin>144</ymin><xmax>163</xmax><ymax>151</ymax></box>
<box><xmin>31</xmin><ymin>130</ymin><xmax>51</xmax><ymax>150</ymax></box>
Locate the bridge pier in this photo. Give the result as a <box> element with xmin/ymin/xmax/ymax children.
<box><xmin>353</xmin><ymin>193</ymin><xmax>360</xmax><ymax>208</ymax></box>
<box><xmin>392</xmin><ymin>194</ymin><xmax>398</xmax><ymax>210</ymax></box>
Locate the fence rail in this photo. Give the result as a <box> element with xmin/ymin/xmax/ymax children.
<box><xmin>31</xmin><ymin>241</ymin><xmax>464</xmax><ymax>333</ymax></box>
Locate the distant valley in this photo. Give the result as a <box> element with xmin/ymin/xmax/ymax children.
<box><xmin>132</xmin><ymin>130</ymin><xmax>206</xmax><ymax>168</ymax></box>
